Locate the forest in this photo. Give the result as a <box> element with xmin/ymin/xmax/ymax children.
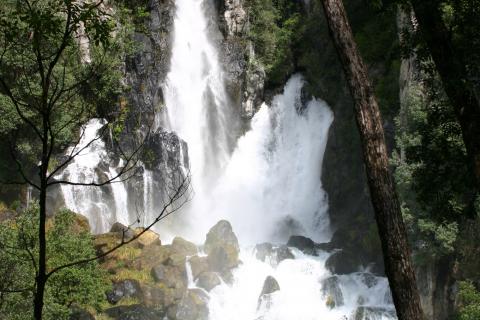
<box><xmin>0</xmin><ymin>0</ymin><xmax>479</xmax><ymax>319</ymax></box>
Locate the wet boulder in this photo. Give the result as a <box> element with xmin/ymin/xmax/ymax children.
<box><xmin>106</xmin><ymin>279</ymin><xmax>142</xmax><ymax>305</ymax></box>
<box><xmin>325</xmin><ymin>250</ymin><xmax>362</xmax><ymax>275</ymax></box>
<box><xmin>286</xmin><ymin>235</ymin><xmax>318</xmax><ymax>255</ymax></box>
<box><xmin>196</xmin><ymin>272</ymin><xmax>221</xmax><ymax>292</ymax></box>
<box><xmin>358</xmin><ymin>272</ymin><xmax>379</xmax><ymax>288</ymax></box>
<box><xmin>257</xmin><ymin>276</ymin><xmax>280</xmax><ymax>310</ymax></box>
<box><xmin>255</xmin><ymin>243</ymin><xmax>294</xmax><ymax>265</ymax></box>
<box><xmin>204</xmin><ymin>220</ymin><xmax>240</xmax><ymax>272</ymax></box>
<box><xmin>174</xmin><ymin>289</ymin><xmax>209</xmax><ymax>320</ymax></box>
<box><xmin>321</xmin><ymin>276</ymin><xmax>344</xmax><ymax>308</ymax></box>
<box><xmin>260</xmin><ymin>276</ymin><xmax>280</xmax><ymax>296</ymax></box>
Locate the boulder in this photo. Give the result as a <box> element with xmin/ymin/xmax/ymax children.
<box><xmin>321</xmin><ymin>276</ymin><xmax>344</xmax><ymax>308</ymax></box>
<box><xmin>139</xmin><ymin>283</ymin><xmax>176</xmax><ymax>308</ymax></box>
<box><xmin>257</xmin><ymin>276</ymin><xmax>280</xmax><ymax>311</ymax></box>
<box><xmin>325</xmin><ymin>250</ymin><xmax>362</xmax><ymax>275</ymax></box>
<box><xmin>135</xmin><ymin>244</ymin><xmax>171</xmax><ymax>270</ymax></box>
<box><xmin>171</xmin><ymin>237</ymin><xmax>197</xmax><ymax>256</ymax></box>
<box><xmin>259</xmin><ymin>276</ymin><xmax>280</xmax><ymax>296</ymax></box>
<box><xmin>110</xmin><ymin>222</ymin><xmax>135</xmax><ymax>241</ymax></box>
<box><xmin>286</xmin><ymin>235</ymin><xmax>318</xmax><ymax>255</ymax></box>
<box><xmin>106</xmin><ymin>279</ymin><xmax>142</xmax><ymax>305</ymax></box>
<box><xmin>151</xmin><ymin>263</ymin><xmax>187</xmax><ymax>289</ymax></box>
<box><xmin>188</xmin><ymin>255</ymin><xmax>209</xmax><ymax>279</ymax></box>
<box><xmin>255</xmin><ymin>243</ymin><xmax>294</xmax><ymax>265</ymax></box>
<box><xmin>94</xmin><ymin>232</ymin><xmax>122</xmax><ymax>255</ymax></box>
<box><xmin>105</xmin><ymin>304</ymin><xmax>165</xmax><ymax>320</ymax></box>
<box><xmin>196</xmin><ymin>272</ymin><xmax>221</xmax><ymax>292</ymax></box>
<box><xmin>204</xmin><ymin>220</ymin><xmax>240</xmax><ymax>272</ymax></box>
<box><xmin>69</xmin><ymin>307</ymin><xmax>94</xmax><ymax>320</ymax></box>
<box><xmin>134</xmin><ymin>228</ymin><xmax>161</xmax><ymax>248</ymax></box>
<box><xmin>175</xmin><ymin>289</ymin><xmax>209</xmax><ymax>320</ymax></box>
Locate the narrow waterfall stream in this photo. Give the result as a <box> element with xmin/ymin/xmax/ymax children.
<box><xmin>56</xmin><ymin>0</ymin><xmax>398</xmax><ymax>319</ymax></box>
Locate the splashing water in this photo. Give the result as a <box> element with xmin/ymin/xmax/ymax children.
<box><xmin>57</xmin><ymin>119</ymin><xmax>130</xmax><ymax>233</ymax></box>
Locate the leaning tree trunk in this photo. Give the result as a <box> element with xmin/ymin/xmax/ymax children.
<box><xmin>411</xmin><ymin>1</ymin><xmax>480</xmax><ymax>208</ymax></box>
<box><xmin>319</xmin><ymin>1</ymin><xmax>424</xmax><ymax>319</ymax></box>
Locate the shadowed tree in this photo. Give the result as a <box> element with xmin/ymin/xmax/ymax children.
<box><xmin>319</xmin><ymin>0</ymin><xmax>424</xmax><ymax>319</ymax></box>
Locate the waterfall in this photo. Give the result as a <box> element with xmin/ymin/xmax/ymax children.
<box><xmin>54</xmin><ymin>0</ymin><xmax>397</xmax><ymax>318</ymax></box>
<box><xmin>56</xmin><ymin>119</ymin><xmax>130</xmax><ymax>233</ymax></box>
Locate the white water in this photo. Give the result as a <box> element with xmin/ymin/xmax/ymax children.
<box><xmin>57</xmin><ymin>119</ymin><xmax>130</xmax><ymax>233</ymax></box>
<box><xmin>56</xmin><ymin>0</ymin><xmax>397</xmax><ymax>318</ymax></box>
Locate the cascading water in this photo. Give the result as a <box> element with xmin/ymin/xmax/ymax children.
<box><xmin>56</xmin><ymin>0</ymin><xmax>397</xmax><ymax>318</ymax></box>
<box><xmin>57</xmin><ymin>119</ymin><xmax>130</xmax><ymax>233</ymax></box>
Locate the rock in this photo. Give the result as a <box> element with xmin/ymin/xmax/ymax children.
<box><xmin>105</xmin><ymin>304</ymin><xmax>165</xmax><ymax>320</ymax></box>
<box><xmin>139</xmin><ymin>284</ymin><xmax>174</xmax><ymax>308</ymax></box>
<box><xmin>110</xmin><ymin>222</ymin><xmax>135</xmax><ymax>241</ymax></box>
<box><xmin>196</xmin><ymin>272</ymin><xmax>221</xmax><ymax>292</ymax></box>
<box><xmin>321</xmin><ymin>276</ymin><xmax>344</xmax><ymax>308</ymax></box>
<box><xmin>69</xmin><ymin>307</ymin><xmax>94</xmax><ymax>320</ymax></box>
<box><xmin>72</xmin><ymin>213</ymin><xmax>91</xmax><ymax>233</ymax></box>
<box><xmin>135</xmin><ymin>244</ymin><xmax>171</xmax><ymax>270</ymax></box>
<box><xmin>188</xmin><ymin>255</ymin><xmax>209</xmax><ymax>279</ymax></box>
<box><xmin>134</xmin><ymin>228</ymin><xmax>161</xmax><ymax>248</ymax></box>
<box><xmin>353</xmin><ymin>306</ymin><xmax>397</xmax><ymax>320</ymax></box>
<box><xmin>325</xmin><ymin>250</ymin><xmax>362</xmax><ymax>275</ymax></box>
<box><xmin>151</xmin><ymin>264</ymin><xmax>167</xmax><ymax>283</ymax></box>
<box><xmin>171</xmin><ymin>237</ymin><xmax>197</xmax><ymax>256</ymax></box>
<box><xmin>151</xmin><ymin>263</ymin><xmax>187</xmax><ymax>289</ymax></box>
<box><xmin>106</xmin><ymin>279</ymin><xmax>141</xmax><ymax>305</ymax></box>
<box><xmin>358</xmin><ymin>272</ymin><xmax>379</xmax><ymax>288</ymax></box>
<box><xmin>94</xmin><ymin>232</ymin><xmax>122</xmax><ymax>256</ymax></box>
<box><xmin>204</xmin><ymin>220</ymin><xmax>240</xmax><ymax>272</ymax></box>
<box><xmin>175</xmin><ymin>289</ymin><xmax>209</xmax><ymax>320</ymax></box>
<box><xmin>255</xmin><ymin>243</ymin><xmax>273</xmax><ymax>262</ymax></box>
<box><xmin>260</xmin><ymin>276</ymin><xmax>280</xmax><ymax>296</ymax></box>
<box><xmin>287</xmin><ymin>235</ymin><xmax>318</xmax><ymax>255</ymax></box>
<box><xmin>257</xmin><ymin>276</ymin><xmax>280</xmax><ymax>311</ymax></box>
<box><xmin>255</xmin><ymin>243</ymin><xmax>294</xmax><ymax>265</ymax></box>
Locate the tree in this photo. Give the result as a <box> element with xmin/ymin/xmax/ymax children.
<box><xmin>407</xmin><ymin>0</ymin><xmax>480</xmax><ymax>205</ymax></box>
<box><xmin>0</xmin><ymin>1</ymin><xmax>191</xmax><ymax>319</ymax></box>
<box><xmin>319</xmin><ymin>1</ymin><xmax>424</xmax><ymax>319</ymax></box>
<box><xmin>0</xmin><ymin>205</ymin><xmax>109</xmax><ymax>320</ymax></box>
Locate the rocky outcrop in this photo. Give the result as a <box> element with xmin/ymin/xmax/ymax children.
<box><xmin>216</xmin><ymin>0</ymin><xmax>265</xmax><ymax>119</ymax></box>
<box><xmin>94</xmin><ymin>220</ymin><xmax>246</xmax><ymax>319</ymax></box>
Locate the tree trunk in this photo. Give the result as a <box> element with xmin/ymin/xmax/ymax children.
<box><xmin>411</xmin><ymin>1</ymin><xmax>480</xmax><ymax>197</ymax></box>
<box><xmin>319</xmin><ymin>1</ymin><xmax>424</xmax><ymax>319</ymax></box>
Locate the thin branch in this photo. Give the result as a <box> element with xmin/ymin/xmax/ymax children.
<box><xmin>45</xmin><ymin>170</ymin><xmax>191</xmax><ymax>279</ymax></box>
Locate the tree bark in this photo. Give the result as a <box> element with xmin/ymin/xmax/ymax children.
<box><xmin>411</xmin><ymin>1</ymin><xmax>480</xmax><ymax>196</ymax></box>
<box><xmin>319</xmin><ymin>1</ymin><xmax>424</xmax><ymax>319</ymax></box>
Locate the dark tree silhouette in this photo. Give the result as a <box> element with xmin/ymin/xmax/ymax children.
<box><xmin>319</xmin><ymin>1</ymin><xmax>424</xmax><ymax>319</ymax></box>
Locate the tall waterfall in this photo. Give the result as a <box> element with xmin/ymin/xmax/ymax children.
<box><xmin>56</xmin><ymin>0</ymin><xmax>397</xmax><ymax>318</ymax></box>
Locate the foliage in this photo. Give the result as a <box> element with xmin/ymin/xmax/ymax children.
<box><xmin>0</xmin><ymin>204</ymin><xmax>109</xmax><ymax>320</ymax></box>
<box><xmin>391</xmin><ymin>67</ymin><xmax>475</xmax><ymax>262</ymax></box>
<box><xmin>457</xmin><ymin>281</ymin><xmax>480</xmax><ymax>320</ymax></box>
<box><xmin>246</xmin><ymin>0</ymin><xmax>304</xmax><ymax>87</ymax></box>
